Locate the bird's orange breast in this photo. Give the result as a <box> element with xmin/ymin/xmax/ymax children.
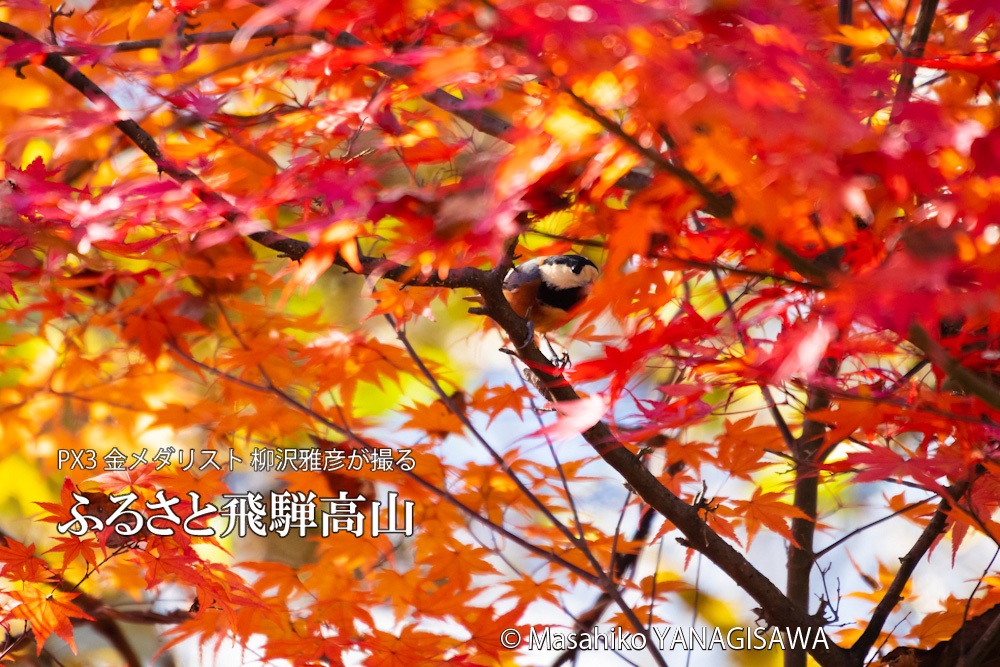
<box><xmin>503</xmin><ymin>282</ymin><xmax>575</xmax><ymax>333</ymax></box>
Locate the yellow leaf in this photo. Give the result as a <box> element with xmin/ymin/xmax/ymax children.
<box><xmin>828</xmin><ymin>26</ymin><xmax>888</xmax><ymax>50</ymax></box>
<box><xmin>544</xmin><ymin>106</ymin><xmax>603</xmax><ymax>146</ymax></box>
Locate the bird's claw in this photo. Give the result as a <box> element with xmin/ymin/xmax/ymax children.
<box><xmin>515</xmin><ymin>321</ymin><xmax>536</xmax><ymax>350</ymax></box>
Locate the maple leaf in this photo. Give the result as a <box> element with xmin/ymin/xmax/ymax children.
<box><xmin>0</xmin><ymin>256</ymin><xmax>29</xmax><ymax>300</ymax></box>
<box><xmin>123</xmin><ymin>296</ymin><xmax>204</xmax><ymax>362</ymax></box>
<box><xmin>417</xmin><ymin>538</ymin><xmax>500</xmax><ymax>589</ymax></box>
<box><xmin>535</xmin><ymin>393</ymin><xmax>611</xmax><ymax>441</ymax></box>
<box><xmin>829</xmin><ymin>446</ymin><xmax>960</xmax><ymax>494</ymax></box>
<box><xmin>0</xmin><ymin>538</ymin><xmax>54</xmax><ymax>584</ymax></box>
<box><xmin>401</xmin><ymin>400</ymin><xmax>465</xmax><ymax>439</ymax></box>
<box><xmin>947</xmin><ymin>0</ymin><xmax>1000</xmax><ymax>34</ymax></box>
<box><xmin>568</xmin><ymin>328</ymin><xmax>669</xmax><ymax>396</ymax></box>
<box><xmin>906</xmin><ymin>52</ymin><xmax>1000</xmax><ymax>93</ymax></box>
<box><xmin>728</xmin><ymin>488</ymin><xmax>810</xmax><ymax>548</ymax></box>
<box><xmin>497</xmin><ymin>577</ymin><xmax>565</xmax><ymax>607</ymax></box>
<box><xmin>365</xmin><ymin>286</ymin><xmax>444</xmax><ymax>325</ymax></box>
<box><xmin>7</xmin><ymin>0</ymin><xmax>1000</xmax><ymax>663</ymax></box>
<box><xmin>458</xmin><ymin>606</ymin><xmax>527</xmax><ymax>659</ymax></box>
<box><xmin>88</xmin><ymin>463</ymin><xmax>169</xmax><ymax>491</ymax></box>
<box><xmin>767</xmin><ymin>319</ymin><xmax>834</xmax><ymax>383</ymax></box>
<box><xmin>44</xmin><ymin>536</ymin><xmax>99</xmax><ymax>572</ymax></box>
<box><xmin>629</xmin><ymin>387</ymin><xmax>714</xmax><ymax>439</ymax></box>
<box><xmin>408</xmin><ymin>580</ymin><xmax>482</xmax><ymax>618</ymax></box>
<box><xmin>472</xmin><ymin>383</ymin><xmax>529</xmax><ymax>426</ymax></box>
<box><xmin>364</xmin><ymin>626</ymin><xmax>451</xmax><ymax>667</ymax></box>
<box><xmin>6</xmin><ymin>587</ymin><xmax>93</xmax><ymax>654</ymax></box>
<box><xmin>0</xmin><ymin>226</ymin><xmax>28</xmax><ymax>254</ymax></box>
<box><xmin>714</xmin><ymin>416</ymin><xmax>783</xmax><ymax>480</ymax></box>
<box><xmin>240</xmin><ymin>561</ymin><xmax>307</xmax><ymax>600</ymax></box>
<box><xmin>34</xmin><ymin>477</ymin><xmax>79</xmax><ymax>527</ymax></box>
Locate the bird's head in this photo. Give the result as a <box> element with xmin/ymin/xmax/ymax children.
<box><xmin>535</xmin><ymin>255</ymin><xmax>600</xmax><ymax>290</ymax></box>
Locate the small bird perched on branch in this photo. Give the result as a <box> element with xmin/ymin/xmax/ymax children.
<box><xmin>502</xmin><ymin>254</ymin><xmax>599</xmax><ymax>334</ymax></box>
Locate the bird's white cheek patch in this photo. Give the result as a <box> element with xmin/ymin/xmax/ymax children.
<box><xmin>543</xmin><ymin>264</ymin><xmax>594</xmax><ymax>289</ymax></box>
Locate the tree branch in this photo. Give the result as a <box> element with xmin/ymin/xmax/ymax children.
<box><xmin>908</xmin><ymin>323</ymin><xmax>1000</xmax><ymax>412</ymax></box>
<box><xmin>162</xmin><ymin>340</ymin><xmax>605</xmax><ymax>585</ymax></box>
<box><xmin>84</xmin><ymin>616</ymin><xmax>143</xmax><ymax>667</ymax></box>
<box><xmin>849</xmin><ymin>481</ymin><xmax>968</xmax><ymax>661</ymax></box>
<box><xmin>838</xmin><ymin>0</ymin><xmax>854</xmax><ymax>67</ymax></box>
<box><xmin>0</xmin><ymin>20</ymin><xmax>314</xmax><ymax>261</ymax></box>
<box><xmin>960</xmin><ymin>606</ymin><xmax>1000</xmax><ymax>667</ymax></box>
<box><xmin>3</xmin><ymin>18</ymin><xmax>850</xmax><ymax>664</ymax></box>
<box><xmin>785</xmin><ymin>358</ymin><xmax>838</xmax><ymax>667</ymax></box>
<box><xmin>563</xmin><ymin>88</ymin><xmax>734</xmax><ymax>220</ymax></box>
<box><xmin>472</xmin><ymin>283</ymin><xmax>850</xmax><ymax>667</ymax></box>
<box><xmin>529</xmin><ymin>229</ymin><xmax>823</xmax><ymax>289</ymax></box>
<box><xmin>890</xmin><ymin>0</ymin><xmax>940</xmax><ymax>121</ymax></box>
<box><xmin>708</xmin><ymin>267</ymin><xmax>845</xmax><ymax>667</ymax></box>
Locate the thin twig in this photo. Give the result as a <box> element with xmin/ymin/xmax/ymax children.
<box><xmin>813</xmin><ymin>497</ymin><xmax>934</xmax><ymax>558</ymax></box>
<box><xmin>163</xmin><ymin>339</ymin><xmax>603</xmax><ymax>584</ymax></box>
<box><xmin>529</xmin><ymin>230</ymin><xmax>822</xmax><ymax>289</ymax></box>
<box><xmin>386</xmin><ymin>315</ymin><xmax>590</xmax><ymax>556</ymax></box>
<box><xmin>862</xmin><ymin>0</ymin><xmax>906</xmax><ymax>52</ymax></box>
<box><xmin>957</xmin><ymin>546</ymin><xmax>1000</xmax><ymax>664</ymax></box>
<box><xmin>849</xmin><ymin>481</ymin><xmax>968</xmax><ymax>661</ymax></box>
<box><xmin>710</xmin><ymin>268</ymin><xmax>796</xmax><ymax>450</ymax></box>
<box><xmin>510</xmin><ymin>357</ymin><xmax>587</xmax><ymax>539</ymax></box>
<box><xmin>563</xmin><ymin>88</ymin><xmax>733</xmax><ymax>220</ymax></box>
<box><xmin>388</xmin><ymin>316</ymin><xmax>669</xmax><ymax>667</ymax></box>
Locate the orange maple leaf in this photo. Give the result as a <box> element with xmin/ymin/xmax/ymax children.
<box><xmin>123</xmin><ymin>296</ymin><xmax>204</xmax><ymax>362</ymax></box>
<box><xmin>44</xmin><ymin>536</ymin><xmax>99</xmax><ymax>572</ymax></box>
<box><xmin>729</xmin><ymin>487</ymin><xmax>810</xmax><ymax>547</ymax></box>
<box><xmin>459</xmin><ymin>606</ymin><xmax>526</xmax><ymax>659</ymax></box>
<box><xmin>7</xmin><ymin>587</ymin><xmax>93</xmax><ymax>654</ymax></box>
<box><xmin>0</xmin><ymin>539</ymin><xmax>54</xmax><ymax>584</ymax></box>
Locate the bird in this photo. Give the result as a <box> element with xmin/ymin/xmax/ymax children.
<box><xmin>501</xmin><ymin>254</ymin><xmax>600</xmax><ymax>335</ymax></box>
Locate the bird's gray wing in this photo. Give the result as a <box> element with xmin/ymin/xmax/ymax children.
<box><xmin>502</xmin><ymin>258</ymin><xmax>542</xmax><ymax>291</ymax></box>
